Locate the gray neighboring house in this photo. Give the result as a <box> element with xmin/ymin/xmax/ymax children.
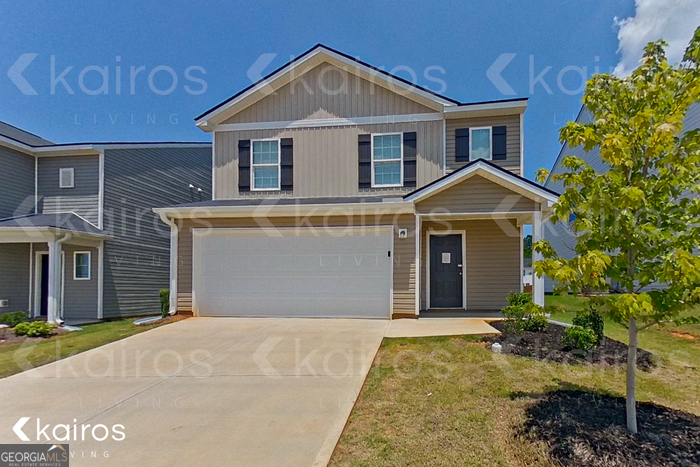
<box><xmin>543</xmin><ymin>103</ymin><xmax>700</xmax><ymax>293</ymax></box>
<box><xmin>0</xmin><ymin>121</ymin><xmax>211</xmax><ymax>323</ymax></box>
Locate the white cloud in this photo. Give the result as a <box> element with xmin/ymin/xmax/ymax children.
<box><xmin>613</xmin><ymin>0</ymin><xmax>700</xmax><ymax>76</ymax></box>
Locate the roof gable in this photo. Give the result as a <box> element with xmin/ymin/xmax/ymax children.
<box><xmin>195</xmin><ymin>44</ymin><xmax>459</xmax><ymax>129</ymax></box>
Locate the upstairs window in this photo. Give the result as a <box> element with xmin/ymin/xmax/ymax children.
<box><xmin>372</xmin><ymin>133</ymin><xmax>403</xmax><ymax>187</ymax></box>
<box><xmin>470</xmin><ymin>127</ymin><xmax>492</xmax><ymax>160</ymax></box>
<box><xmin>251</xmin><ymin>139</ymin><xmax>280</xmax><ymax>191</ymax></box>
<box><xmin>74</xmin><ymin>252</ymin><xmax>91</xmax><ymax>280</ymax></box>
<box><xmin>59</xmin><ymin>168</ymin><xmax>75</xmax><ymax>188</ymax></box>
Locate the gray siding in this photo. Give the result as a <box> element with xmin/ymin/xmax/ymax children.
<box><xmin>446</xmin><ymin>114</ymin><xmax>521</xmax><ymax>175</ymax></box>
<box><xmin>214</xmin><ymin>121</ymin><xmax>443</xmax><ymax>199</ymax></box>
<box><xmin>222</xmin><ymin>63</ymin><xmax>435</xmax><ymax>124</ymax></box>
<box><xmin>0</xmin><ymin>146</ymin><xmax>35</xmax><ymax>219</ymax></box>
<box><xmin>0</xmin><ymin>244</ymin><xmax>30</xmax><ymax>313</ymax></box>
<box><xmin>37</xmin><ymin>155</ymin><xmax>100</xmax><ymax>225</ymax></box>
<box><xmin>102</xmin><ymin>146</ymin><xmax>211</xmax><ymax>318</ymax></box>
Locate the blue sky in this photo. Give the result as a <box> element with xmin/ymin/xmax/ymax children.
<box><xmin>0</xmin><ymin>0</ymin><xmax>637</xmax><ymax>179</ymax></box>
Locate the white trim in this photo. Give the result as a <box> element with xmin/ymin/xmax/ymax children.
<box><xmin>250</xmin><ymin>138</ymin><xmax>281</xmax><ymax>192</ymax></box>
<box><xmin>33</xmin><ymin>250</ymin><xmax>65</xmax><ymax>318</ymax></box>
<box><xmin>195</xmin><ymin>46</ymin><xmax>455</xmax><ymax>126</ymax></box>
<box><xmin>520</xmin><ymin>224</ymin><xmax>524</xmax><ymax>293</ymax></box>
<box><xmin>97</xmin><ymin>242</ymin><xmax>104</xmax><ymax>319</ymax></box>
<box><xmin>98</xmin><ymin>151</ymin><xmax>104</xmax><ymax>229</ymax></box>
<box><xmin>34</xmin><ymin>156</ymin><xmax>38</xmax><ymax>213</ymax></box>
<box><xmin>211</xmin><ymin>133</ymin><xmax>216</xmax><ymax>200</ymax></box>
<box><xmin>28</xmin><ymin>243</ymin><xmax>33</xmax><ymax>313</ymax></box>
<box><xmin>425</xmin><ymin>229</ymin><xmax>467</xmax><ymax>310</ymax></box>
<box><xmin>415</xmin><ymin>214</ymin><xmax>421</xmax><ymax>315</ymax></box>
<box><xmin>73</xmin><ymin>251</ymin><xmax>91</xmax><ymax>280</ymax></box>
<box><xmin>370</xmin><ymin>133</ymin><xmax>404</xmax><ymax>188</ymax></box>
<box><xmin>519</xmin><ymin>113</ymin><xmax>524</xmax><ymax>176</ymax></box>
<box><xmin>158</xmin><ymin>213</ymin><xmax>179</xmax><ymax>314</ymax></box>
<box><xmin>212</xmin><ymin>113</ymin><xmax>444</xmax><ymax>132</ymax></box>
<box><xmin>443</xmin><ymin>99</ymin><xmax>528</xmax><ymax>115</ymax></box>
<box><xmin>403</xmin><ymin>160</ymin><xmax>559</xmax><ymax>205</ymax></box>
<box><xmin>59</xmin><ymin>168</ymin><xmax>75</xmax><ymax>189</ymax></box>
<box><xmin>390</xmin><ymin>229</ymin><xmax>394</xmax><ymax>316</ymax></box>
<box><xmin>469</xmin><ymin>126</ymin><xmax>492</xmax><ymax>161</ymax></box>
<box><xmin>442</xmin><ymin>117</ymin><xmax>447</xmax><ymax>176</ymax></box>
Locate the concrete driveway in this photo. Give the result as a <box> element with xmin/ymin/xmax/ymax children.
<box><xmin>0</xmin><ymin>318</ymin><xmax>388</xmax><ymax>467</ymax></box>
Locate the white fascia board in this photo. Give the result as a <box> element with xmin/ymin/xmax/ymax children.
<box><xmin>443</xmin><ymin>100</ymin><xmax>528</xmax><ymax>117</ymax></box>
<box><xmin>153</xmin><ymin>201</ymin><xmax>415</xmax><ymax>219</ymax></box>
<box><xmin>212</xmin><ymin>113</ymin><xmax>443</xmax><ymax>132</ymax></box>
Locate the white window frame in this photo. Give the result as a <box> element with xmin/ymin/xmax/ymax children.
<box><xmin>469</xmin><ymin>126</ymin><xmax>492</xmax><ymax>161</ymax></box>
<box><xmin>250</xmin><ymin>138</ymin><xmax>281</xmax><ymax>191</ymax></box>
<box><xmin>370</xmin><ymin>132</ymin><xmax>404</xmax><ymax>188</ymax></box>
<box><xmin>73</xmin><ymin>251</ymin><xmax>91</xmax><ymax>281</ymax></box>
<box><xmin>59</xmin><ymin>168</ymin><xmax>75</xmax><ymax>188</ymax></box>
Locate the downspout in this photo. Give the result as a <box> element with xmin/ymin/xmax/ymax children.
<box><xmin>159</xmin><ymin>212</ymin><xmax>178</xmax><ymax>315</ymax></box>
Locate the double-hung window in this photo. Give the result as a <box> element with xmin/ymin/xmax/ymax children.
<box><xmin>371</xmin><ymin>133</ymin><xmax>403</xmax><ymax>187</ymax></box>
<box><xmin>251</xmin><ymin>139</ymin><xmax>280</xmax><ymax>191</ymax></box>
<box><xmin>469</xmin><ymin>127</ymin><xmax>492</xmax><ymax>160</ymax></box>
<box><xmin>74</xmin><ymin>252</ymin><xmax>91</xmax><ymax>280</ymax></box>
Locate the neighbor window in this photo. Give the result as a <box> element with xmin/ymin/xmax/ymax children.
<box><xmin>59</xmin><ymin>168</ymin><xmax>75</xmax><ymax>188</ymax></box>
<box><xmin>372</xmin><ymin>133</ymin><xmax>402</xmax><ymax>187</ymax></box>
<box><xmin>470</xmin><ymin>127</ymin><xmax>492</xmax><ymax>160</ymax></box>
<box><xmin>74</xmin><ymin>252</ymin><xmax>91</xmax><ymax>280</ymax></box>
<box><xmin>251</xmin><ymin>139</ymin><xmax>280</xmax><ymax>190</ymax></box>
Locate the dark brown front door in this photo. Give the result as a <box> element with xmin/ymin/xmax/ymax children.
<box><xmin>429</xmin><ymin>234</ymin><xmax>463</xmax><ymax>308</ymax></box>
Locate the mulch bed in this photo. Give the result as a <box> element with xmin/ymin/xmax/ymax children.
<box><xmin>0</xmin><ymin>325</ymin><xmax>69</xmax><ymax>346</ymax></box>
<box><xmin>483</xmin><ymin>321</ymin><xmax>657</xmax><ymax>371</ymax></box>
<box><xmin>522</xmin><ymin>390</ymin><xmax>700</xmax><ymax>467</ymax></box>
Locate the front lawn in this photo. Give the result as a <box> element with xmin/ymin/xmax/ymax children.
<box><xmin>330</xmin><ymin>295</ymin><xmax>700</xmax><ymax>466</ymax></box>
<box><xmin>0</xmin><ymin>316</ymin><xmax>186</xmax><ymax>378</ymax></box>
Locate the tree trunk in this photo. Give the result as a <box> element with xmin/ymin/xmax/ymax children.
<box><xmin>626</xmin><ymin>317</ymin><xmax>638</xmax><ymax>434</ymax></box>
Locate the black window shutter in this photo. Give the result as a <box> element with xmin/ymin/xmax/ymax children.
<box><xmin>492</xmin><ymin>126</ymin><xmax>507</xmax><ymax>160</ymax></box>
<box><xmin>358</xmin><ymin>134</ymin><xmax>372</xmax><ymax>188</ymax></box>
<box><xmin>403</xmin><ymin>132</ymin><xmax>417</xmax><ymax>187</ymax></box>
<box><xmin>280</xmin><ymin>138</ymin><xmax>293</xmax><ymax>191</ymax></box>
<box><xmin>455</xmin><ymin>128</ymin><xmax>470</xmax><ymax>162</ymax></box>
<box><xmin>238</xmin><ymin>139</ymin><xmax>251</xmax><ymax>192</ymax></box>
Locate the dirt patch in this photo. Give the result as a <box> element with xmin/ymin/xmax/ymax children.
<box><xmin>522</xmin><ymin>389</ymin><xmax>700</xmax><ymax>467</ymax></box>
<box><xmin>483</xmin><ymin>321</ymin><xmax>656</xmax><ymax>371</ymax></box>
<box><xmin>0</xmin><ymin>326</ymin><xmax>69</xmax><ymax>346</ymax></box>
<box><xmin>666</xmin><ymin>330</ymin><xmax>697</xmax><ymax>341</ymax></box>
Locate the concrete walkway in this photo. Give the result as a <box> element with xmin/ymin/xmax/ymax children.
<box><xmin>385</xmin><ymin>318</ymin><xmax>500</xmax><ymax>338</ymax></box>
<box><xmin>0</xmin><ymin>318</ymin><xmax>387</xmax><ymax>467</ymax></box>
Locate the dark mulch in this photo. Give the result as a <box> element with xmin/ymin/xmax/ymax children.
<box><xmin>0</xmin><ymin>326</ymin><xmax>69</xmax><ymax>346</ymax></box>
<box><xmin>522</xmin><ymin>390</ymin><xmax>700</xmax><ymax>467</ymax></box>
<box><xmin>483</xmin><ymin>321</ymin><xmax>657</xmax><ymax>371</ymax></box>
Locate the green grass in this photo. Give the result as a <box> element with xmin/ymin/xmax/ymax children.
<box><xmin>330</xmin><ymin>295</ymin><xmax>700</xmax><ymax>466</ymax></box>
<box><xmin>0</xmin><ymin>317</ymin><xmax>183</xmax><ymax>378</ymax></box>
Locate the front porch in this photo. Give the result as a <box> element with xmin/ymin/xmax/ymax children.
<box><xmin>0</xmin><ymin>213</ymin><xmax>111</xmax><ymax>323</ymax></box>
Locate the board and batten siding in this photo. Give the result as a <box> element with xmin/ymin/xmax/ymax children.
<box><xmin>0</xmin><ymin>146</ymin><xmax>35</xmax><ymax>219</ymax></box>
<box><xmin>214</xmin><ymin>121</ymin><xmax>443</xmax><ymax>199</ymax></box>
<box><xmin>0</xmin><ymin>244</ymin><xmax>30</xmax><ymax>313</ymax></box>
<box><xmin>222</xmin><ymin>63</ymin><xmax>435</xmax><ymax>125</ymax></box>
<box><xmin>176</xmin><ymin>214</ymin><xmax>417</xmax><ymax>315</ymax></box>
<box><xmin>33</xmin><ymin>243</ymin><xmax>98</xmax><ymax>321</ymax></box>
<box><xmin>445</xmin><ymin>114</ymin><xmax>521</xmax><ymax>175</ymax></box>
<box><xmin>102</xmin><ymin>147</ymin><xmax>211</xmax><ymax>318</ymax></box>
<box><xmin>415</xmin><ymin>175</ymin><xmax>538</xmax><ymax>214</ymax></box>
<box><xmin>37</xmin><ymin>155</ymin><xmax>100</xmax><ymax>225</ymax></box>
<box><xmin>421</xmin><ymin>219</ymin><xmax>521</xmax><ymax>311</ymax></box>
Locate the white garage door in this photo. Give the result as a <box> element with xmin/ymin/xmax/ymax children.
<box><xmin>192</xmin><ymin>227</ymin><xmax>393</xmax><ymax>318</ymax></box>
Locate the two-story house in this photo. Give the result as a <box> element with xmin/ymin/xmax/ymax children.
<box><xmin>0</xmin><ymin>121</ymin><xmax>211</xmax><ymax>324</ymax></box>
<box><xmin>154</xmin><ymin>44</ymin><xmax>559</xmax><ymax>319</ymax></box>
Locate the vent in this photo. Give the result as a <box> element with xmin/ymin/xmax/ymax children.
<box><xmin>0</xmin><ymin>299</ymin><xmax>9</xmax><ymax>308</ymax></box>
<box><xmin>59</xmin><ymin>168</ymin><xmax>74</xmax><ymax>188</ymax></box>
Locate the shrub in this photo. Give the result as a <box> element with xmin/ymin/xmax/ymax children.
<box><xmin>159</xmin><ymin>289</ymin><xmax>170</xmax><ymax>318</ymax></box>
<box><xmin>507</xmin><ymin>291</ymin><xmax>531</xmax><ymax>307</ymax></box>
<box><xmin>524</xmin><ymin>313</ymin><xmax>549</xmax><ymax>332</ymax></box>
<box><xmin>573</xmin><ymin>308</ymin><xmax>605</xmax><ymax>344</ymax></box>
<box><xmin>1</xmin><ymin>310</ymin><xmax>29</xmax><ymax>327</ymax></box>
<box><xmin>502</xmin><ymin>292</ymin><xmax>548</xmax><ymax>333</ymax></box>
<box><xmin>562</xmin><ymin>326</ymin><xmax>598</xmax><ymax>352</ymax></box>
<box><xmin>14</xmin><ymin>321</ymin><xmax>54</xmax><ymax>337</ymax></box>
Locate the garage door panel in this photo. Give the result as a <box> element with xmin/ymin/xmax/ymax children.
<box><xmin>192</xmin><ymin>228</ymin><xmax>392</xmax><ymax>318</ymax></box>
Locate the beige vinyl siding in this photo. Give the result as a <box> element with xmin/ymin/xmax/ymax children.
<box><xmin>445</xmin><ymin>114</ymin><xmax>521</xmax><ymax>175</ymax></box>
<box><xmin>421</xmin><ymin>219</ymin><xmax>520</xmax><ymax>311</ymax></box>
<box><xmin>415</xmin><ymin>174</ymin><xmax>538</xmax><ymax>214</ymax></box>
<box><xmin>223</xmin><ymin>63</ymin><xmax>435</xmax><ymax>125</ymax></box>
<box><xmin>176</xmin><ymin>214</ymin><xmax>416</xmax><ymax>315</ymax></box>
<box><xmin>214</xmin><ymin>121</ymin><xmax>443</xmax><ymax>199</ymax></box>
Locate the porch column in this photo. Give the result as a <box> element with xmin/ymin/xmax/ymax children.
<box><xmin>46</xmin><ymin>237</ymin><xmax>62</xmax><ymax>323</ymax></box>
<box><xmin>532</xmin><ymin>210</ymin><xmax>545</xmax><ymax>307</ymax></box>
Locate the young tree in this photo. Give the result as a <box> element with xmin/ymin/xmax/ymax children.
<box><xmin>534</xmin><ymin>28</ymin><xmax>700</xmax><ymax>434</ymax></box>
